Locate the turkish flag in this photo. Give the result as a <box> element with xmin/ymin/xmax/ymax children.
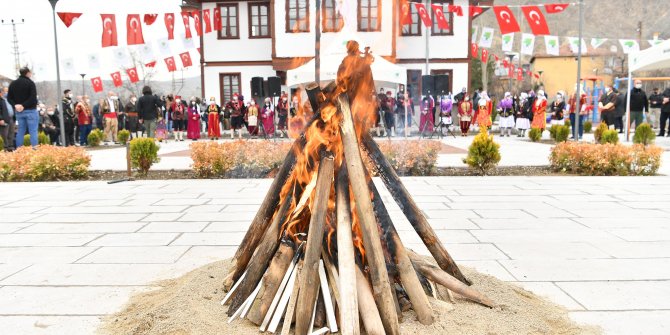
<box><xmin>145</xmin><ymin>61</ymin><xmax>157</xmax><ymax>68</ymax></box>
<box><xmin>414</xmin><ymin>3</ymin><xmax>432</xmax><ymax>27</ymax></box>
<box><xmin>517</xmin><ymin>69</ymin><xmax>523</xmax><ymax>81</ymax></box>
<box><xmin>165</xmin><ymin>56</ymin><xmax>177</xmax><ymax>72</ymax></box>
<box><xmin>447</xmin><ymin>5</ymin><xmax>463</xmax><ymax>16</ymax></box>
<box><xmin>469</xmin><ymin>6</ymin><xmax>484</xmax><ymax>18</ymax></box>
<box><xmin>111</xmin><ymin>71</ymin><xmax>123</xmax><ymax>87</ymax></box>
<box><xmin>503</xmin><ymin>59</ymin><xmax>509</xmax><ymax>68</ymax></box>
<box><xmin>399</xmin><ymin>0</ymin><xmax>412</xmax><ymax>25</ymax></box>
<box><xmin>181</xmin><ymin>12</ymin><xmax>192</xmax><ymax>39</ymax></box>
<box><xmin>431</xmin><ymin>4</ymin><xmax>449</xmax><ymax>30</ymax></box>
<box><xmin>509</xmin><ymin>64</ymin><xmax>515</xmax><ymax>77</ymax></box>
<box><xmin>481</xmin><ymin>49</ymin><xmax>489</xmax><ymax>63</ymax></box>
<box><xmin>522</xmin><ymin>6</ymin><xmax>550</xmax><ymax>36</ymax></box>
<box><xmin>471</xmin><ymin>43</ymin><xmax>479</xmax><ymax>58</ymax></box>
<box><xmin>192</xmin><ymin>10</ymin><xmax>202</xmax><ymax>36</ymax></box>
<box><xmin>494</xmin><ymin>54</ymin><xmax>499</xmax><ymax>62</ymax></box>
<box><xmin>545</xmin><ymin>3</ymin><xmax>570</xmax><ymax>14</ymax></box>
<box><xmin>165</xmin><ymin>13</ymin><xmax>175</xmax><ymax>40</ymax></box>
<box><xmin>126</xmin><ymin>14</ymin><xmax>145</xmax><ymax>45</ymax></box>
<box><xmin>493</xmin><ymin>6</ymin><xmax>521</xmax><ymax>35</ymax></box>
<box><xmin>180</xmin><ymin>52</ymin><xmax>193</xmax><ymax>67</ymax></box>
<box><xmin>57</xmin><ymin>12</ymin><xmax>82</xmax><ymax>28</ymax></box>
<box><xmin>213</xmin><ymin>7</ymin><xmax>222</xmax><ymax>31</ymax></box>
<box><xmin>203</xmin><ymin>9</ymin><xmax>212</xmax><ymax>33</ymax></box>
<box><xmin>144</xmin><ymin>14</ymin><xmax>158</xmax><ymax>25</ymax></box>
<box><xmin>126</xmin><ymin>68</ymin><xmax>140</xmax><ymax>83</ymax></box>
<box><xmin>91</xmin><ymin>77</ymin><xmax>104</xmax><ymax>93</ymax></box>
<box><xmin>534</xmin><ymin>73</ymin><xmax>540</xmax><ymax>79</ymax></box>
<box><xmin>100</xmin><ymin>14</ymin><xmax>118</xmax><ymax>48</ymax></box>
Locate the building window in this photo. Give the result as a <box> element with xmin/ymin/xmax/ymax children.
<box><xmin>220</xmin><ymin>73</ymin><xmax>241</xmax><ymax>103</ymax></box>
<box><xmin>358</xmin><ymin>0</ymin><xmax>381</xmax><ymax>32</ymax></box>
<box><xmin>400</xmin><ymin>2</ymin><xmax>420</xmax><ymax>36</ymax></box>
<box><xmin>218</xmin><ymin>4</ymin><xmax>239</xmax><ymax>39</ymax></box>
<box><xmin>322</xmin><ymin>0</ymin><xmax>343</xmax><ymax>32</ymax></box>
<box><xmin>407</xmin><ymin>69</ymin><xmax>421</xmax><ymax>101</ymax></box>
<box><xmin>431</xmin><ymin>1</ymin><xmax>453</xmax><ymax>36</ymax></box>
<box><xmin>249</xmin><ymin>2</ymin><xmax>271</xmax><ymax>38</ymax></box>
<box><xmin>287</xmin><ymin>0</ymin><xmax>309</xmax><ymax>32</ymax></box>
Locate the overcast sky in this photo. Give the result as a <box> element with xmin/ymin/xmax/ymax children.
<box><xmin>0</xmin><ymin>0</ymin><xmax>199</xmax><ymax>84</ymax></box>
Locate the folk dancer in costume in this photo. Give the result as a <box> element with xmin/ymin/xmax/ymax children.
<box><xmin>531</xmin><ymin>90</ymin><xmax>548</xmax><ymax>132</ymax></box>
<box><xmin>458</xmin><ymin>96</ymin><xmax>473</xmax><ymax>136</ymax></box>
<box><xmin>222</xmin><ymin>100</ymin><xmax>232</xmax><ymax>133</ymax></box>
<box><xmin>438</xmin><ymin>94</ymin><xmax>453</xmax><ymax>136</ymax></box>
<box><xmin>246</xmin><ymin>99</ymin><xmax>259</xmax><ymax>137</ymax></box>
<box><xmin>230</xmin><ymin>93</ymin><xmax>244</xmax><ymax>139</ymax></box>
<box><xmin>207</xmin><ymin>97</ymin><xmax>221</xmax><ymax>140</ymax></box>
<box><xmin>476</xmin><ymin>92</ymin><xmax>492</xmax><ymax>130</ymax></box>
<box><xmin>187</xmin><ymin>99</ymin><xmax>201</xmax><ymax>140</ymax></box>
<box><xmin>171</xmin><ymin>96</ymin><xmax>186</xmax><ymax>141</ymax></box>
<box><xmin>261</xmin><ymin>97</ymin><xmax>275</xmax><ymax>137</ymax></box>
<box><xmin>515</xmin><ymin>92</ymin><xmax>531</xmax><ymax>137</ymax></box>
<box><xmin>277</xmin><ymin>94</ymin><xmax>289</xmax><ymax>137</ymax></box>
<box><xmin>383</xmin><ymin>91</ymin><xmax>396</xmax><ymax>136</ymax></box>
<box><xmin>75</xmin><ymin>96</ymin><xmax>92</xmax><ymax>146</ymax></box>
<box><xmin>101</xmin><ymin>91</ymin><xmax>121</xmax><ymax>144</ymax></box>
<box><xmin>420</xmin><ymin>95</ymin><xmax>435</xmax><ymax>133</ymax></box>
<box><xmin>497</xmin><ymin>92</ymin><xmax>515</xmax><ymax>137</ymax></box>
<box><xmin>125</xmin><ymin>95</ymin><xmax>140</xmax><ymax>139</ymax></box>
<box><xmin>550</xmin><ymin>91</ymin><xmax>566</xmax><ymax>126</ymax></box>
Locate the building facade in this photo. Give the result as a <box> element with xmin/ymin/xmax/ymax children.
<box><xmin>199</xmin><ymin>0</ymin><xmax>473</xmax><ymax>103</ymax></box>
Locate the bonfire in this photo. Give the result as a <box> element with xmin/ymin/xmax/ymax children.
<box><xmin>221</xmin><ymin>41</ymin><xmax>493</xmax><ymax>335</ymax></box>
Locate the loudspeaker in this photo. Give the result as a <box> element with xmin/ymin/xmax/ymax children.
<box><xmin>251</xmin><ymin>77</ymin><xmax>264</xmax><ymax>97</ymax></box>
<box><xmin>421</xmin><ymin>75</ymin><xmax>435</xmax><ymax>96</ymax></box>
<box><xmin>434</xmin><ymin>74</ymin><xmax>450</xmax><ymax>95</ymax></box>
<box><xmin>267</xmin><ymin>76</ymin><xmax>281</xmax><ymax>97</ymax></box>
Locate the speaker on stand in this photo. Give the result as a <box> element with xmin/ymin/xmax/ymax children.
<box><xmin>266</xmin><ymin>76</ymin><xmax>282</xmax><ymax>140</ymax></box>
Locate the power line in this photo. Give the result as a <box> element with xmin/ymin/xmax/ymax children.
<box><xmin>1</xmin><ymin>19</ymin><xmax>25</xmax><ymax>76</ymax></box>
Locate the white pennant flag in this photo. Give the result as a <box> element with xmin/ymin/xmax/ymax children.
<box><xmin>619</xmin><ymin>39</ymin><xmax>640</xmax><ymax>54</ymax></box>
<box><xmin>501</xmin><ymin>33</ymin><xmax>514</xmax><ymax>52</ymax></box>
<box><xmin>157</xmin><ymin>38</ymin><xmax>172</xmax><ymax>57</ymax></box>
<box><xmin>648</xmin><ymin>39</ymin><xmax>664</xmax><ymax>47</ymax></box>
<box><xmin>520</xmin><ymin>33</ymin><xmax>535</xmax><ymax>55</ymax></box>
<box><xmin>591</xmin><ymin>38</ymin><xmax>607</xmax><ymax>49</ymax></box>
<box><xmin>139</xmin><ymin>43</ymin><xmax>155</xmax><ymax>63</ymax></box>
<box><xmin>544</xmin><ymin>35</ymin><xmax>560</xmax><ymax>56</ymax></box>
<box><xmin>62</xmin><ymin>57</ymin><xmax>76</xmax><ymax>76</ymax></box>
<box><xmin>568</xmin><ymin>37</ymin><xmax>587</xmax><ymax>54</ymax></box>
<box><xmin>113</xmin><ymin>47</ymin><xmax>131</xmax><ymax>67</ymax></box>
<box><xmin>87</xmin><ymin>53</ymin><xmax>101</xmax><ymax>70</ymax></box>
<box><xmin>479</xmin><ymin>27</ymin><xmax>494</xmax><ymax>49</ymax></box>
<box><xmin>182</xmin><ymin>37</ymin><xmax>196</xmax><ymax>50</ymax></box>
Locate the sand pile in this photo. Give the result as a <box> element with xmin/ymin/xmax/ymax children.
<box><xmin>98</xmin><ymin>259</ymin><xmax>600</xmax><ymax>335</ymax></box>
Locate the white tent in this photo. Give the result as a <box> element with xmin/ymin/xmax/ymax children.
<box><xmin>625</xmin><ymin>40</ymin><xmax>670</xmax><ymax>139</ymax></box>
<box><xmin>286</xmin><ymin>32</ymin><xmax>407</xmax><ymax>89</ymax></box>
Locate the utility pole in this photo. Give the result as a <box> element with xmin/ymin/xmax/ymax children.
<box><xmin>574</xmin><ymin>0</ymin><xmax>584</xmax><ymax>142</ymax></box>
<box><xmin>1</xmin><ymin>19</ymin><xmax>25</xmax><ymax>76</ymax></box>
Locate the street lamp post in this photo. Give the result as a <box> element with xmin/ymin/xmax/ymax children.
<box><xmin>80</xmin><ymin>73</ymin><xmax>86</xmax><ymax>96</ymax></box>
<box><xmin>574</xmin><ymin>0</ymin><xmax>584</xmax><ymax>141</ymax></box>
<box><xmin>49</xmin><ymin>0</ymin><xmax>65</xmax><ymax>146</ymax></box>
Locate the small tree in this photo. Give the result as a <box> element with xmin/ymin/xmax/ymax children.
<box><xmin>594</xmin><ymin>123</ymin><xmax>608</xmax><ymax>143</ymax></box>
<box><xmin>130</xmin><ymin>138</ymin><xmax>160</xmax><ymax>175</ymax></box>
<box><xmin>600</xmin><ymin>129</ymin><xmax>620</xmax><ymax>144</ymax></box>
<box><xmin>463</xmin><ymin>129</ymin><xmax>501</xmax><ymax>175</ymax></box>
<box><xmin>555</xmin><ymin>125</ymin><xmax>570</xmax><ymax>143</ymax></box>
<box><xmin>88</xmin><ymin>129</ymin><xmax>104</xmax><ymax>147</ymax></box>
<box><xmin>117</xmin><ymin>130</ymin><xmax>131</xmax><ymax>145</ymax></box>
<box><xmin>528</xmin><ymin>128</ymin><xmax>542</xmax><ymax>142</ymax></box>
<box><xmin>633</xmin><ymin>123</ymin><xmax>655</xmax><ymax>146</ymax></box>
<box><xmin>23</xmin><ymin>132</ymin><xmax>51</xmax><ymax>146</ymax></box>
<box><xmin>584</xmin><ymin>121</ymin><xmax>593</xmax><ymax>133</ymax></box>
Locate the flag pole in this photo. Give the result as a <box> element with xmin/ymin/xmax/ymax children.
<box><xmin>573</xmin><ymin>0</ymin><xmax>583</xmax><ymax>141</ymax></box>
<box><xmin>49</xmin><ymin>0</ymin><xmax>66</xmax><ymax>146</ymax></box>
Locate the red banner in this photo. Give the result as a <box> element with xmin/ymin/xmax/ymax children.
<box><xmin>165</xmin><ymin>56</ymin><xmax>177</xmax><ymax>72</ymax></box>
<box><xmin>448</xmin><ymin>5</ymin><xmax>463</xmax><ymax>16</ymax></box>
<box><xmin>57</xmin><ymin>12</ymin><xmax>82</xmax><ymax>28</ymax></box>
<box><xmin>522</xmin><ymin>6</ymin><xmax>550</xmax><ymax>35</ymax></box>
<box><xmin>91</xmin><ymin>77</ymin><xmax>103</xmax><ymax>93</ymax></box>
<box><xmin>192</xmin><ymin>10</ymin><xmax>202</xmax><ymax>36</ymax></box>
<box><xmin>126</xmin><ymin>14</ymin><xmax>145</xmax><ymax>45</ymax></box>
<box><xmin>213</xmin><ymin>7</ymin><xmax>222</xmax><ymax>31</ymax></box>
<box><xmin>111</xmin><ymin>71</ymin><xmax>123</xmax><ymax>87</ymax></box>
<box><xmin>203</xmin><ymin>9</ymin><xmax>212</xmax><ymax>33</ymax></box>
<box><xmin>143</xmin><ymin>14</ymin><xmax>158</xmax><ymax>25</ymax></box>
<box><xmin>400</xmin><ymin>0</ymin><xmax>412</xmax><ymax>25</ymax></box>
<box><xmin>414</xmin><ymin>3</ymin><xmax>432</xmax><ymax>27</ymax></box>
<box><xmin>179</xmin><ymin>52</ymin><xmax>193</xmax><ymax>68</ymax></box>
<box><xmin>126</xmin><ymin>68</ymin><xmax>140</xmax><ymax>83</ymax></box>
<box><xmin>165</xmin><ymin>13</ymin><xmax>175</xmax><ymax>40</ymax></box>
<box><xmin>431</xmin><ymin>4</ymin><xmax>450</xmax><ymax>30</ymax></box>
<box><xmin>545</xmin><ymin>3</ymin><xmax>570</xmax><ymax>14</ymax></box>
<box><xmin>181</xmin><ymin>12</ymin><xmax>192</xmax><ymax>39</ymax></box>
<box><xmin>100</xmin><ymin>14</ymin><xmax>118</xmax><ymax>48</ymax></box>
<box><xmin>493</xmin><ymin>6</ymin><xmax>521</xmax><ymax>35</ymax></box>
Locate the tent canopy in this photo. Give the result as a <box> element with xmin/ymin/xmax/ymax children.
<box><xmin>629</xmin><ymin>39</ymin><xmax>670</xmax><ymax>72</ymax></box>
<box><xmin>286</xmin><ymin>32</ymin><xmax>407</xmax><ymax>88</ymax></box>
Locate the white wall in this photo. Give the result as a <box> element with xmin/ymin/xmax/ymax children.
<box><xmin>204</xmin><ymin>65</ymin><xmax>276</xmax><ymax>103</ymax></box>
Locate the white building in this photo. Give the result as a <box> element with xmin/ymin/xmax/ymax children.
<box><xmin>197</xmin><ymin>0</ymin><xmax>476</xmax><ymax>103</ymax></box>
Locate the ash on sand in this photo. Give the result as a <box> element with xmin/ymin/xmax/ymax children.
<box><xmin>98</xmin><ymin>258</ymin><xmax>600</xmax><ymax>335</ymax></box>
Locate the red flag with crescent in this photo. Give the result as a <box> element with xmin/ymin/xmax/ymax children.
<box><xmin>145</xmin><ymin>61</ymin><xmax>157</xmax><ymax>68</ymax></box>
<box><xmin>191</xmin><ymin>10</ymin><xmax>202</xmax><ymax>36</ymax></box>
<box><xmin>126</xmin><ymin>14</ymin><xmax>145</xmax><ymax>45</ymax></box>
<box><xmin>144</xmin><ymin>14</ymin><xmax>158</xmax><ymax>25</ymax></box>
<box><xmin>493</xmin><ymin>6</ymin><xmax>521</xmax><ymax>35</ymax></box>
<box><xmin>517</xmin><ymin>69</ymin><xmax>523</xmax><ymax>81</ymax></box>
<box><xmin>165</xmin><ymin>13</ymin><xmax>175</xmax><ymax>40</ymax></box>
<box><xmin>522</xmin><ymin>6</ymin><xmax>550</xmax><ymax>35</ymax></box>
<box><xmin>91</xmin><ymin>77</ymin><xmax>103</xmax><ymax>93</ymax></box>
<box><xmin>469</xmin><ymin>6</ymin><xmax>484</xmax><ymax>18</ymax></box>
<box><xmin>100</xmin><ymin>14</ymin><xmax>118</xmax><ymax>48</ymax></box>
<box><xmin>414</xmin><ymin>3</ymin><xmax>432</xmax><ymax>27</ymax></box>
<box><xmin>181</xmin><ymin>12</ymin><xmax>192</xmax><ymax>39</ymax></box>
<box><xmin>471</xmin><ymin>43</ymin><xmax>479</xmax><ymax>59</ymax></box>
<box><xmin>203</xmin><ymin>9</ymin><xmax>212</xmax><ymax>33</ymax></box>
<box><xmin>447</xmin><ymin>5</ymin><xmax>463</xmax><ymax>16</ymax></box>
<box><xmin>57</xmin><ymin>12</ymin><xmax>82</xmax><ymax>28</ymax></box>
<box><xmin>534</xmin><ymin>73</ymin><xmax>540</xmax><ymax>79</ymax></box>
<box><xmin>494</xmin><ymin>54</ymin><xmax>499</xmax><ymax>62</ymax></box>
<box><xmin>545</xmin><ymin>3</ymin><xmax>570</xmax><ymax>14</ymax></box>
<box><xmin>509</xmin><ymin>64</ymin><xmax>515</xmax><ymax>77</ymax></box>
<box><xmin>126</xmin><ymin>68</ymin><xmax>140</xmax><ymax>83</ymax></box>
<box><xmin>481</xmin><ymin>49</ymin><xmax>489</xmax><ymax>63</ymax></box>
<box><xmin>431</xmin><ymin>4</ymin><xmax>449</xmax><ymax>30</ymax></box>
<box><xmin>165</xmin><ymin>56</ymin><xmax>177</xmax><ymax>72</ymax></box>
<box><xmin>111</xmin><ymin>71</ymin><xmax>123</xmax><ymax>87</ymax></box>
<box><xmin>399</xmin><ymin>0</ymin><xmax>412</xmax><ymax>25</ymax></box>
<box><xmin>503</xmin><ymin>59</ymin><xmax>509</xmax><ymax>68</ymax></box>
<box><xmin>213</xmin><ymin>7</ymin><xmax>222</xmax><ymax>31</ymax></box>
<box><xmin>180</xmin><ymin>52</ymin><xmax>193</xmax><ymax>68</ymax></box>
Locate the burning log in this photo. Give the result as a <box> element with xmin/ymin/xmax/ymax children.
<box><xmin>338</xmin><ymin>94</ymin><xmax>400</xmax><ymax>335</ymax></box>
<box><xmin>280</xmin><ymin>261</ymin><xmax>303</xmax><ymax>335</ymax></box>
<box><xmin>294</xmin><ymin>153</ymin><xmax>335</xmax><ymax>335</ymax></box>
<box><xmin>356</xmin><ymin>267</ymin><xmax>385</xmax><ymax>335</ymax></box>
<box><xmin>362</xmin><ymin>134</ymin><xmax>470</xmax><ymax>286</ymax></box>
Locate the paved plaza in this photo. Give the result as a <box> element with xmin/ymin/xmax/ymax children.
<box><xmin>1</xmin><ymin>177</ymin><xmax>670</xmax><ymax>334</ymax></box>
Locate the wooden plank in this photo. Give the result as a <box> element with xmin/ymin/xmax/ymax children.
<box><xmin>280</xmin><ymin>261</ymin><xmax>303</xmax><ymax>335</ymax></box>
<box><xmin>356</xmin><ymin>267</ymin><xmax>385</xmax><ymax>335</ymax></box>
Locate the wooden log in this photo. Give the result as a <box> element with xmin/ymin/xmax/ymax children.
<box><xmin>280</xmin><ymin>261</ymin><xmax>303</xmax><ymax>335</ymax></box>
<box><xmin>335</xmin><ymin>164</ymin><xmax>360</xmax><ymax>335</ymax></box>
<box><xmin>314</xmin><ymin>294</ymin><xmax>327</xmax><ymax>328</ymax></box>
<box><xmin>407</xmin><ymin>250</ymin><xmax>495</xmax><ymax>308</ymax></box>
<box><xmin>321</xmin><ymin>249</ymin><xmax>341</xmax><ymax>309</ymax></box>
<box><xmin>338</xmin><ymin>94</ymin><xmax>399</xmax><ymax>335</ymax></box>
<box><xmin>294</xmin><ymin>153</ymin><xmax>335</xmax><ymax>335</ymax></box>
<box><xmin>361</xmin><ymin>134</ymin><xmax>470</xmax><ymax>286</ymax></box>
<box><xmin>305</xmin><ymin>82</ymin><xmax>323</xmax><ymax>112</ymax></box>
<box><xmin>368</xmin><ymin>180</ymin><xmax>434</xmax><ymax>325</ymax></box>
<box><xmin>356</xmin><ymin>267</ymin><xmax>385</xmax><ymax>335</ymax></box>
<box><xmin>228</xmin><ymin>197</ymin><xmax>293</xmax><ymax>315</ymax></box>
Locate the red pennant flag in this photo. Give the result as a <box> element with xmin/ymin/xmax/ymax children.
<box><xmin>517</xmin><ymin>69</ymin><xmax>523</xmax><ymax>81</ymax></box>
<box><xmin>493</xmin><ymin>6</ymin><xmax>521</xmax><ymax>35</ymax></box>
<box><xmin>203</xmin><ymin>9</ymin><xmax>212</xmax><ymax>33</ymax></box>
<box><xmin>164</xmin><ymin>13</ymin><xmax>175</xmax><ymax>40</ymax></box>
<box><xmin>470</xmin><ymin>6</ymin><xmax>484</xmax><ymax>18</ymax></box>
<box><xmin>126</xmin><ymin>68</ymin><xmax>140</xmax><ymax>83</ymax></box>
<box><xmin>213</xmin><ymin>7</ymin><xmax>222</xmax><ymax>31</ymax></box>
<box><xmin>144</xmin><ymin>14</ymin><xmax>158</xmax><ymax>25</ymax></box>
<box><xmin>111</xmin><ymin>71</ymin><xmax>123</xmax><ymax>87</ymax></box>
<box><xmin>431</xmin><ymin>4</ymin><xmax>450</xmax><ymax>30</ymax></box>
<box><xmin>503</xmin><ymin>59</ymin><xmax>509</xmax><ymax>68</ymax></box>
<box><xmin>545</xmin><ymin>3</ymin><xmax>570</xmax><ymax>14</ymax></box>
<box><xmin>414</xmin><ymin>3</ymin><xmax>432</xmax><ymax>27</ymax></box>
<box><xmin>481</xmin><ymin>49</ymin><xmax>489</xmax><ymax>63</ymax></box>
<box><xmin>447</xmin><ymin>5</ymin><xmax>463</xmax><ymax>16</ymax></box>
<box><xmin>494</xmin><ymin>54</ymin><xmax>499</xmax><ymax>62</ymax></box>
<box><xmin>181</xmin><ymin>12</ymin><xmax>192</xmax><ymax>39</ymax></box>
<box><xmin>145</xmin><ymin>61</ymin><xmax>157</xmax><ymax>68</ymax></box>
<box><xmin>100</xmin><ymin>14</ymin><xmax>118</xmax><ymax>48</ymax></box>
<box><xmin>192</xmin><ymin>10</ymin><xmax>202</xmax><ymax>36</ymax></box>
<box><xmin>165</xmin><ymin>56</ymin><xmax>177</xmax><ymax>72</ymax></box>
<box><xmin>527</xmin><ymin>70</ymin><xmax>533</xmax><ymax>76</ymax></box>
<box><xmin>57</xmin><ymin>12</ymin><xmax>82</xmax><ymax>28</ymax></box>
<box><xmin>197</xmin><ymin>47</ymin><xmax>201</xmax><ymax>55</ymax></box>
<box><xmin>400</xmin><ymin>0</ymin><xmax>413</xmax><ymax>25</ymax></box>
<box><xmin>126</xmin><ymin>14</ymin><xmax>145</xmax><ymax>45</ymax></box>
<box><xmin>534</xmin><ymin>73</ymin><xmax>540</xmax><ymax>79</ymax></box>
<box><xmin>509</xmin><ymin>64</ymin><xmax>515</xmax><ymax>77</ymax></box>
<box><xmin>180</xmin><ymin>52</ymin><xmax>193</xmax><ymax>67</ymax></box>
<box><xmin>91</xmin><ymin>77</ymin><xmax>103</xmax><ymax>93</ymax></box>
<box><xmin>471</xmin><ymin>43</ymin><xmax>479</xmax><ymax>58</ymax></box>
<box><xmin>522</xmin><ymin>6</ymin><xmax>550</xmax><ymax>36</ymax></box>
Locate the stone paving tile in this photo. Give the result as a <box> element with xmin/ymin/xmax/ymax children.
<box><xmin>424</xmin><ymin>218</ymin><xmax>479</xmax><ymax>230</ymax></box>
<box><xmin>458</xmin><ymin>261</ymin><xmax>516</xmax><ymax>281</ymax></box>
<box><xmin>432</xmin><ymin>230</ymin><xmax>479</xmax><ymax>243</ymax></box>
<box><xmin>203</xmin><ymin>221</ymin><xmax>253</xmax><ymax>232</ymax></box>
<box><xmin>17</xmin><ymin>222</ymin><xmax>145</xmax><ymax>234</ymax></box>
<box><xmin>1</xmin><ymin>207</ymin><xmax>47</xmax><ymax>214</ymax></box>
<box><xmin>0</xmin><ymin>223</ymin><xmax>32</xmax><ymax>234</ymax></box>
<box><xmin>590</xmin><ymin>241</ymin><xmax>670</xmax><ymax>258</ymax></box>
<box><xmin>176</xmin><ymin>246</ymin><xmax>238</xmax><ymax>268</ymax></box>
<box><xmin>0</xmin><ymin>265</ymin><xmax>29</xmax><ymax>281</ymax></box>
<box><xmin>494</xmin><ymin>242</ymin><xmax>611</xmax><ymax>260</ymax></box>
<box><xmin>1</xmin><ymin>214</ymin><xmax>44</xmax><ymax>223</ymax></box>
<box><xmin>607</xmin><ymin>228</ymin><xmax>670</xmax><ymax>242</ymax></box>
<box><xmin>442</xmin><ymin>243</ymin><xmax>509</xmax><ymax>261</ymax></box>
<box><xmin>36</xmin><ymin>205</ymin><xmax>187</xmax><ymax>214</ymax></box>
<box><xmin>170</xmin><ymin>232</ymin><xmax>247</xmax><ymax>246</ymax></box>
<box><xmin>209</xmin><ymin>197</ymin><xmax>263</xmax><ymax>205</ymax></box>
<box><xmin>473</xmin><ymin>209</ymin><xmax>537</xmax><ymax>219</ymax></box>
<box><xmin>87</xmin><ymin>233</ymin><xmax>179</xmax><ymax>247</ymax></box>
<box><xmin>557</xmin><ymin>281</ymin><xmax>670</xmax><ymax>311</ymax></box>
<box><xmin>472</xmin><ymin>228</ymin><xmax>621</xmax><ymax>244</ymax></box>
<box><xmin>0</xmin><ymin>264</ymin><xmax>181</xmax><ymax>286</ymax></box>
<box><xmin>0</xmin><ymin>316</ymin><xmax>101</xmax><ymax>335</ymax></box>
<box><xmin>514</xmin><ymin>282</ymin><xmax>584</xmax><ymax>310</ymax></box>
<box><xmin>447</xmin><ymin>202</ymin><xmax>555</xmax><ymax>210</ymax></box>
<box><xmin>139</xmin><ymin>221</ymin><xmax>209</xmax><ymax>233</ymax></box>
<box><xmin>0</xmin><ymin>247</ymin><xmax>97</xmax><ymax>264</ymax></box>
<box><xmin>183</xmin><ymin>205</ymin><xmax>227</xmax><ymax>213</ymax></box>
<box><xmin>522</xmin><ymin>208</ymin><xmax>578</xmax><ymax>218</ymax></box>
<box><xmin>140</xmin><ymin>213</ymin><xmax>185</xmax><ymax>222</ymax></box>
<box><xmin>34</xmin><ymin>213</ymin><xmax>146</xmax><ymax>223</ymax></box>
<box><xmin>182</xmin><ymin>211</ymin><xmax>256</xmax><ymax>222</ymax></box>
<box><xmin>570</xmin><ymin>311</ymin><xmax>670</xmax><ymax>335</ymax></box>
<box><xmin>500</xmin><ymin>259</ymin><xmax>670</xmax><ymax>281</ymax></box>
<box><xmin>0</xmin><ymin>234</ymin><xmax>100</xmax><ymax>247</ymax></box>
<box><xmin>154</xmin><ymin>198</ymin><xmax>210</xmax><ymax>206</ymax></box>
<box><xmin>573</xmin><ymin>217</ymin><xmax>670</xmax><ymax>229</ymax></box>
<box><xmin>77</xmin><ymin>246</ymin><xmax>190</xmax><ymax>264</ymax></box>
<box><xmin>470</xmin><ymin>218</ymin><xmax>583</xmax><ymax>230</ymax></box>
<box><xmin>568</xmin><ymin>208</ymin><xmax>669</xmax><ymax>218</ymax></box>
<box><xmin>423</xmin><ymin>209</ymin><xmax>479</xmax><ymax>220</ymax></box>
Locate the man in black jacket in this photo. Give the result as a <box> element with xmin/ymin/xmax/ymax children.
<box><xmin>7</xmin><ymin>67</ymin><xmax>39</xmax><ymax>149</ymax></box>
<box><xmin>649</xmin><ymin>88</ymin><xmax>663</xmax><ymax>130</ymax></box>
<box><xmin>659</xmin><ymin>88</ymin><xmax>670</xmax><ymax>137</ymax></box>
<box><xmin>627</xmin><ymin>80</ymin><xmax>649</xmax><ymax>131</ymax></box>
<box><xmin>61</xmin><ymin>89</ymin><xmax>76</xmax><ymax>146</ymax></box>
<box><xmin>0</xmin><ymin>93</ymin><xmax>10</xmax><ymax>150</ymax></box>
<box><xmin>137</xmin><ymin>86</ymin><xmax>160</xmax><ymax>138</ymax></box>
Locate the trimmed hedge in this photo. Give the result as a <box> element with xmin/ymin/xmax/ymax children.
<box><xmin>550</xmin><ymin>142</ymin><xmax>661</xmax><ymax>176</ymax></box>
<box><xmin>0</xmin><ymin>146</ymin><xmax>91</xmax><ymax>181</ymax></box>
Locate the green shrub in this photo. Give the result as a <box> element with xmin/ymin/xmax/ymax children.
<box><xmin>117</xmin><ymin>129</ymin><xmax>131</xmax><ymax>144</ymax></box>
<box><xmin>550</xmin><ymin>142</ymin><xmax>662</xmax><ymax>176</ymax></box>
<box><xmin>23</xmin><ymin>132</ymin><xmax>50</xmax><ymax>146</ymax></box>
<box><xmin>130</xmin><ymin>138</ymin><xmax>160</xmax><ymax>175</ymax></box>
<box><xmin>594</xmin><ymin>123</ymin><xmax>608</xmax><ymax>143</ymax></box>
<box><xmin>0</xmin><ymin>135</ymin><xmax>3</xmax><ymax>149</ymax></box>
<box><xmin>463</xmin><ymin>129</ymin><xmax>501</xmax><ymax>175</ymax></box>
<box><xmin>633</xmin><ymin>123</ymin><xmax>655</xmax><ymax>146</ymax></box>
<box><xmin>0</xmin><ymin>146</ymin><xmax>90</xmax><ymax>181</ymax></box>
<box><xmin>564</xmin><ymin>118</ymin><xmax>571</xmax><ymax>128</ymax></box>
<box><xmin>584</xmin><ymin>121</ymin><xmax>593</xmax><ymax>133</ymax></box>
<box><xmin>374</xmin><ymin>140</ymin><xmax>441</xmax><ymax>176</ymax></box>
<box><xmin>88</xmin><ymin>129</ymin><xmax>104</xmax><ymax>147</ymax></box>
<box><xmin>549</xmin><ymin>125</ymin><xmax>559</xmax><ymax>140</ymax></box>
<box><xmin>555</xmin><ymin>125</ymin><xmax>570</xmax><ymax>143</ymax></box>
<box><xmin>528</xmin><ymin>128</ymin><xmax>542</xmax><ymax>142</ymax></box>
<box><xmin>600</xmin><ymin>129</ymin><xmax>619</xmax><ymax>144</ymax></box>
